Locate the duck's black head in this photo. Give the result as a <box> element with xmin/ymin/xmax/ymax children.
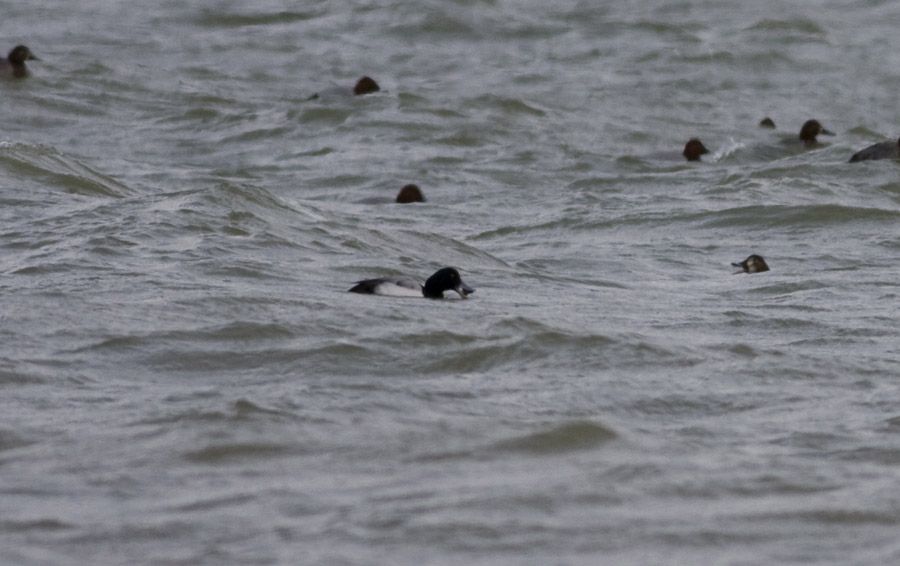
<box><xmin>682</xmin><ymin>138</ymin><xmax>709</xmax><ymax>161</ymax></box>
<box><xmin>759</xmin><ymin>117</ymin><xmax>776</xmax><ymax>129</ymax></box>
<box><xmin>6</xmin><ymin>45</ymin><xmax>38</xmax><ymax>78</ymax></box>
<box><xmin>8</xmin><ymin>45</ymin><xmax>38</xmax><ymax>64</ymax></box>
<box><xmin>799</xmin><ymin>120</ymin><xmax>834</xmax><ymax>144</ymax></box>
<box><xmin>423</xmin><ymin>267</ymin><xmax>475</xmax><ymax>299</ymax></box>
<box><xmin>396</xmin><ymin>184</ymin><xmax>425</xmax><ymax>203</ymax></box>
<box><xmin>353</xmin><ymin>76</ymin><xmax>380</xmax><ymax>96</ymax></box>
<box><xmin>8</xmin><ymin>45</ymin><xmax>37</xmax><ymax>64</ymax></box>
<box><xmin>731</xmin><ymin>254</ymin><xmax>770</xmax><ymax>274</ymax></box>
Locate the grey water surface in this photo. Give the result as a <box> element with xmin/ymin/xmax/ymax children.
<box><xmin>2</xmin><ymin>1</ymin><xmax>900</xmax><ymax>564</ymax></box>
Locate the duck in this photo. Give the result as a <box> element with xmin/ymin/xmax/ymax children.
<box><xmin>849</xmin><ymin>137</ymin><xmax>900</xmax><ymax>162</ymax></box>
<box><xmin>353</xmin><ymin>76</ymin><xmax>380</xmax><ymax>96</ymax></box>
<box><xmin>349</xmin><ymin>267</ymin><xmax>474</xmax><ymax>299</ymax></box>
<box><xmin>732</xmin><ymin>254</ymin><xmax>770</xmax><ymax>274</ymax></box>
<box><xmin>396</xmin><ymin>184</ymin><xmax>425</xmax><ymax>203</ymax></box>
<box><xmin>1</xmin><ymin>45</ymin><xmax>39</xmax><ymax>79</ymax></box>
<box><xmin>798</xmin><ymin>119</ymin><xmax>834</xmax><ymax>145</ymax></box>
<box><xmin>682</xmin><ymin>138</ymin><xmax>710</xmax><ymax>161</ymax></box>
<box><xmin>307</xmin><ymin>76</ymin><xmax>381</xmax><ymax>100</ymax></box>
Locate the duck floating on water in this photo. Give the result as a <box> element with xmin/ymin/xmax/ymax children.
<box><xmin>682</xmin><ymin>138</ymin><xmax>710</xmax><ymax>161</ymax></box>
<box><xmin>849</xmin><ymin>137</ymin><xmax>900</xmax><ymax>162</ymax></box>
<box><xmin>353</xmin><ymin>76</ymin><xmax>380</xmax><ymax>96</ymax></box>
<box><xmin>1</xmin><ymin>45</ymin><xmax>39</xmax><ymax>79</ymax></box>
<box><xmin>396</xmin><ymin>184</ymin><xmax>425</xmax><ymax>203</ymax></box>
<box><xmin>798</xmin><ymin>119</ymin><xmax>834</xmax><ymax>145</ymax></box>
<box><xmin>349</xmin><ymin>267</ymin><xmax>474</xmax><ymax>299</ymax></box>
<box><xmin>732</xmin><ymin>254</ymin><xmax>770</xmax><ymax>274</ymax></box>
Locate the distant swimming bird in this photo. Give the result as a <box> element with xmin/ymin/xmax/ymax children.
<box><xmin>682</xmin><ymin>138</ymin><xmax>709</xmax><ymax>161</ymax></box>
<box><xmin>353</xmin><ymin>76</ymin><xmax>380</xmax><ymax>96</ymax></box>
<box><xmin>798</xmin><ymin>119</ymin><xmax>834</xmax><ymax>145</ymax></box>
<box><xmin>1</xmin><ymin>45</ymin><xmax>39</xmax><ymax>79</ymax></box>
<box><xmin>396</xmin><ymin>184</ymin><xmax>425</xmax><ymax>203</ymax></box>
<box><xmin>732</xmin><ymin>254</ymin><xmax>770</xmax><ymax>274</ymax></box>
<box><xmin>349</xmin><ymin>267</ymin><xmax>474</xmax><ymax>299</ymax></box>
<box><xmin>759</xmin><ymin>117</ymin><xmax>776</xmax><ymax>129</ymax></box>
<box><xmin>307</xmin><ymin>76</ymin><xmax>381</xmax><ymax>100</ymax></box>
<box><xmin>849</xmin><ymin>137</ymin><xmax>900</xmax><ymax>163</ymax></box>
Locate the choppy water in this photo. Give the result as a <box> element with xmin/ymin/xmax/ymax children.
<box><xmin>3</xmin><ymin>1</ymin><xmax>900</xmax><ymax>564</ymax></box>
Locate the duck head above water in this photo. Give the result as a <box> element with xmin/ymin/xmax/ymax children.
<box><xmin>396</xmin><ymin>184</ymin><xmax>425</xmax><ymax>203</ymax></box>
<box><xmin>759</xmin><ymin>117</ymin><xmax>776</xmax><ymax>129</ymax></box>
<box><xmin>5</xmin><ymin>45</ymin><xmax>39</xmax><ymax>78</ymax></box>
<box><xmin>682</xmin><ymin>138</ymin><xmax>709</xmax><ymax>161</ymax></box>
<box><xmin>732</xmin><ymin>254</ymin><xmax>770</xmax><ymax>274</ymax></box>
<box><xmin>353</xmin><ymin>76</ymin><xmax>380</xmax><ymax>96</ymax></box>
<box><xmin>799</xmin><ymin>119</ymin><xmax>834</xmax><ymax>144</ymax></box>
<box><xmin>423</xmin><ymin>267</ymin><xmax>474</xmax><ymax>299</ymax></box>
<box><xmin>348</xmin><ymin>267</ymin><xmax>475</xmax><ymax>299</ymax></box>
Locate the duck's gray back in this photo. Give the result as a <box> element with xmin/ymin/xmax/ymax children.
<box><xmin>850</xmin><ymin>140</ymin><xmax>900</xmax><ymax>162</ymax></box>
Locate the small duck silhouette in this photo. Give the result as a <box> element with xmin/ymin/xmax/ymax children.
<box><xmin>798</xmin><ymin>120</ymin><xmax>834</xmax><ymax>145</ymax></box>
<box><xmin>1</xmin><ymin>45</ymin><xmax>39</xmax><ymax>79</ymax></box>
<box><xmin>353</xmin><ymin>76</ymin><xmax>380</xmax><ymax>96</ymax></box>
<box><xmin>732</xmin><ymin>254</ymin><xmax>770</xmax><ymax>274</ymax></box>
<box><xmin>349</xmin><ymin>267</ymin><xmax>474</xmax><ymax>299</ymax></box>
<box><xmin>396</xmin><ymin>184</ymin><xmax>425</xmax><ymax>203</ymax></box>
<box><xmin>682</xmin><ymin>138</ymin><xmax>710</xmax><ymax>161</ymax></box>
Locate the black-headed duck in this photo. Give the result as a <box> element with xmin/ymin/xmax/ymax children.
<box><xmin>349</xmin><ymin>267</ymin><xmax>475</xmax><ymax>299</ymax></box>
<box><xmin>1</xmin><ymin>45</ymin><xmax>39</xmax><ymax>79</ymax></box>
<box><xmin>396</xmin><ymin>184</ymin><xmax>425</xmax><ymax>203</ymax></box>
<box><xmin>353</xmin><ymin>76</ymin><xmax>380</xmax><ymax>96</ymax></box>
<box><xmin>307</xmin><ymin>76</ymin><xmax>381</xmax><ymax>100</ymax></box>
<box><xmin>683</xmin><ymin>138</ymin><xmax>710</xmax><ymax>161</ymax></box>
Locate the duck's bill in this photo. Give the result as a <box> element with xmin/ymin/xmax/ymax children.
<box><xmin>731</xmin><ymin>262</ymin><xmax>742</xmax><ymax>267</ymax></box>
<box><xmin>731</xmin><ymin>262</ymin><xmax>745</xmax><ymax>274</ymax></box>
<box><xmin>821</xmin><ymin>128</ymin><xmax>835</xmax><ymax>136</ymax></box>
<box><xmin>454</xmin><ymin>282</ymin><xmax>475</xmax><ymax>299</ymax></box>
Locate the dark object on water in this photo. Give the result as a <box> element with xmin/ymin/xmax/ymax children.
<box><xmin>682</xmin><ymin>138</ymin><xmax>709</xmax><ymax>161</ymax></box>
<box><xmin>849</xmin><ymin>137</ymin><xmax>900</xmax><ymax>163</ymax></box>
<box><xmin>759</xmin><ymin>117</ymin><xmax>776</xmax><ymax>129</ymax></box>
<box><xmin>353</xmin><ymin>76</ymin><xmax>380</xmax><ymax>96</ymax></box>
<box><xmin>349</xmin><ymin>267</ymin><xmax>475</xmax><ymax>299</ymax></box>
<box><xmin>396</xmin><ymin>184</ymin><xmax>425</xmax><ymax>203</ymax></box>
<box><xmin>1</xmin><ymin>45</ymin><xmax>39</xmax><ymax>79</ymax></box>
<box><xmin>732</xmin><ymin>254</ymin><xmax>770</xmax><ymax>274</ymax></box>
<box><xmin>799</xmin><ymin>119</ymin><xmax>835</xmax><ymax>145</ymax></box>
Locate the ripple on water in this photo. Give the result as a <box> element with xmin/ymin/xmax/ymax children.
<box><xmin>193</xmin><ymin>9</ymin><xmax>321</xmax><ymax>28</ymax></box>
<box><xmin>492</xmin><ymin>421</ymin><xmax>617</xmax><ymax>454</ymax></box>
<box><xmin>699</xmin><ymin>204</ymin><xmax>900</xmax><ymax>230</ymax></box>
<box><xmin>0</xmin><ymin>143</ymin><xmax>131</xmax><ymax>198</ymax></box>
<box><xmin>183</xmin><ymin>442</ymin><xmax>297</xmax><ymax>464</ymax></box>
